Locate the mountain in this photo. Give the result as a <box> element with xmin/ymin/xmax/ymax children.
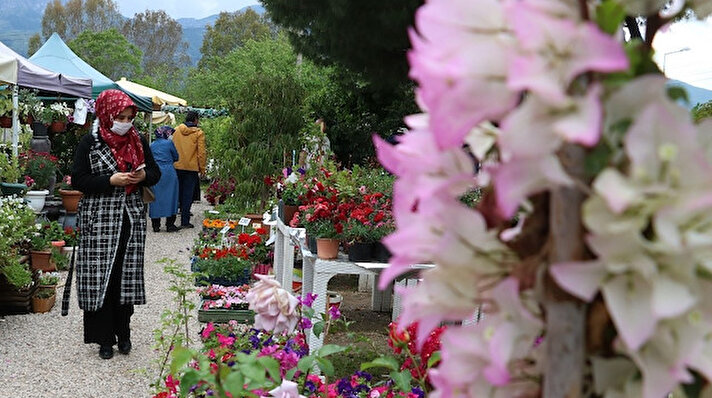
<box><xmin>0</xmin><ymin>0</ymin><xmax>55</xmax><ymax>55</ymax></box>
<box><xmin>0</xmin><ymin>1</ymin><xmax>265</xmax><ymax>65</ymax></box>
<box><xmin>177</xmin><ymin>6</ymin><xmax>265</xmax><ymax>65</ymax></box>
<box><xmin>668</xmin><ymin>79</ymin><xmax>712</xmax><ymax>109</ymax></box>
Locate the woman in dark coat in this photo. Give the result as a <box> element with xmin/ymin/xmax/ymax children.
<box><xmin>71</xmin><ymin>89</ymin><xmax>160</xmax><ymax>359</ymax></box>
<box><xmin>149</xmin><ymin>125</ymin><xmax>180</xmax><ymax>232</ymax></box>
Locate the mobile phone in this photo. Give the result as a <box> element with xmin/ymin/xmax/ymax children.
<box><xmin>132</xmin><ymin>164</ymin><xmax>146</xmax><ymax>173</ymax></box>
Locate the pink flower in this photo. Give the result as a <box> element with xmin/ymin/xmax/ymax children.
<box><xmin>216</xmin><ymin>333</ymin><xmax>235</xmax><ymax>348</ymax></box>
<box><xmin>268</xmin><ymin>380</ymin><xmax>305</xmax><ymax>398</ymax></box>
<box><xmin>246</xmin><ymin>274</ymin><xmax>300</xmax><ymax>334</ymax></box>
<box><xmin>201</xmin><ymin>323</ymin><xmax>215</xmax><ymax>339</ymax></box>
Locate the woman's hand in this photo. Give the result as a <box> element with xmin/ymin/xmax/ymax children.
<box><xmin>127</xmin><ymin>168</ymin><xmax>146</xmax><ymax>184</ymax></box>
<box><xmin>109</xmin><ymin>172</ymin><xmax>133</xmax><ymax>186</ymax></box>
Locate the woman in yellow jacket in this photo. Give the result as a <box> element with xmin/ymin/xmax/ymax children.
<box><xmin>172</xmin><ymin>111</ymin><xmax>206</xmax><ymax>228</ymax></box>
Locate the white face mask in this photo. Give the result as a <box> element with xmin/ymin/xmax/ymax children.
<box><xmin>111</xmin><ymin>121</ymin><xmax>133</xmax><ymax>136</ymax></box>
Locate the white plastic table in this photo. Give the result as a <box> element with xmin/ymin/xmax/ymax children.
<box><xmin>268</xmin><ymin>216</ymin><xmax>434</xmax><ymax>353</ymax></box>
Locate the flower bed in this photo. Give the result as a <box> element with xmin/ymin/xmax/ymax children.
<box><xmin>197</xmin><ymin>284</ymin><xmax>253</xmax><ymax>323</ymax></box>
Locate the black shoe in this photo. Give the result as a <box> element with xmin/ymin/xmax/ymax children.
<box><xmin>117</xmin><ymin>340</ymin><xmax>132</xmax><ymax>355</ymax></box>
<box><xmin>166</xmin><ymin>225</ymin><xmax>181</xmax><ymax>232</ymax></box>
<box><xmin>153</xmin><ymin>226</ymin><xmax>160</xmax><ymax>233</ymax></box>
<box><xmin>181</xmin><ymin>223</ymin><xmax>194</xmax><ymax>229</ymax></box>
<box><xmin>99</xmin><ymin>345</ymin><xmax>114</xmax><ymax>359</ymax></box>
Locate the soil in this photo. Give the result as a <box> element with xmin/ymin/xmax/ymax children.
<box><xmin>324</xmin><ymin>275</ymin><xmax>391</xmax><ymax>341</ymax></box>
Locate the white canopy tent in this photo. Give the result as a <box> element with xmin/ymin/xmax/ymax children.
<box><xmin>0</xmin><ymin>40</ymin><xmax>92</xmax><ymax>156</ymax></box>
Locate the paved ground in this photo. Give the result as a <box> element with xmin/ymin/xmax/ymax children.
<box><xmin>0</xmin><ymin>202</ymin><xmax>208</xmax><ymax>398</ymax></box>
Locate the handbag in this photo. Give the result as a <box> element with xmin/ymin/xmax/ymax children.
<box><xmin>142</xmin><ymin>186</ymin><xmax>155</xmax><ymax>204</ymax></box>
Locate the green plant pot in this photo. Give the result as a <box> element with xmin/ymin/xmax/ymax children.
<box><xmin>0</xmin><ymin>182</ymin><xmax>28</xmax><ymax>197</ymax></box>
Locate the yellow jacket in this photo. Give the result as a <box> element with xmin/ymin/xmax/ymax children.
<box><xmin>173</xmin><ymin>124</ymin><xmax>206</xmax><ymax>173</ymax></box>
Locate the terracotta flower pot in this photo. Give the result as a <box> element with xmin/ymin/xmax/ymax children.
<box><xmin>30</xmin><ymin>250</ymin><xmax>55</xmax><ymax>272</ymax></box>
<box><xmin>58</xmin><ymin>189</ymin><xmax>83</xmax><ymax>213</ymax></box>
<box><xmin>50</xmin><ymin>240</ymin><xmax>65</xmax><ymax>248</ymax></box>
<box><xmin>316</xmin><ymin>238</ymin><xmax>340</xmax><ymax>260</ymax></box>
<box><xmin>50</xmin><ymin>121</ymin><xmax>66</xmax><ymax>133</ymax></box>
<box><xmin>32</xmin><ymin>293</ymin><xmax>56</xmax><ymax>313</ymax></box>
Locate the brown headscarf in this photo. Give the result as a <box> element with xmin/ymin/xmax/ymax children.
<box><xmin>95</xmin><ymin>89</ymin><xmax>145</xmax><ymax>193</ymax></box>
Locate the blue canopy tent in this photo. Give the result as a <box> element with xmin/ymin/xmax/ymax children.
<box><xmin>30</xmin><ymin>33</ymin><xmax>153</xmax><ymax>111</ymax></box>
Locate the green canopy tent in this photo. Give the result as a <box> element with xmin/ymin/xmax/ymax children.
<box><xmin>29</xmin><ymin>33</ymin><xmax>153</xmax><ymax>111</ymax></box>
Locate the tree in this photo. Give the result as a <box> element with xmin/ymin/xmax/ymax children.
<box><xmin>121</xmin><ymin>10</ymin><xmax>189</xmax><ymax>75</ymax></box>
<box><xmin>40</xmin><ymin>0</ymin><xmax>122</xmax><ymax>41</ymax></box>
<box><xmin>68</xmin><ymin>28</ymin><xmax>143</xmax><ymax>80</ymax></box>
<box><xmin>261</xmin><ymin>0</ymin><xmax>421</xmax><ymax>157</ymax></box>
<box><xmin>27</xmin><ymin>34</ymin><xmax>42</xmax><ymax>57</ymax></box>
<box><xmin>261</xmin><ymin>0</ymin><xmax>422</xmax><ymax>90</ymax></box>
<box><xmin>199</xmin><ymin>9</ymin><xmax>273</xmax><ymax>68</ymax></box>
<box><xmin>186</xmin><ymin>34</ymin><xmax>327</xmax><ymax>211</ymax></box>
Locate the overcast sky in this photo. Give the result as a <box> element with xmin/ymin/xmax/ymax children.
<box><xmin>653</xmin><ymin>17</ymin><xmax>712</xmax><ymax>89</ymax></box>
<box><xmin>115</xmin><ymin>0</ymin><xmax>260</xmax><ymax>19</ymax></box>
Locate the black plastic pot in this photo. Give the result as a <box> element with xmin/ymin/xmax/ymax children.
<box><xmin>373</xmin><ymin>241</ymin><xmax>392</xmax><ymax>263</ymax></box>
<box><xmin>348</xmin><ymin>241</ymin><xmax>375</xmax><ymax>262</ymax></box>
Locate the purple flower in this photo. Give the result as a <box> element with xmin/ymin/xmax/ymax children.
<box><xmin>354</xmin><ymin>371</ymin><xmax>372</xmax><ymax>381</ymax></box>
<box><xmin>297</xmin><ymin>167</ymin><xmax>306</xmax><ymax>175</ymax></box>
<box><xmin>299</xmin><ymin>293</ymin><xmax>317</xmax><ymax>308</ymax></box>
<box><xmin>328</xmin><ymin>305</ymin><xmax>341</xmax><ymax>320</ymax></box>
<box><xmin>300</xmin><ymin>317</ymin><xmax>313</xmax><ymax>330</ymax></box>
<box><xmin>411</xmin><ymin>387</ymin><xmax>425</xmax><ymax>398</ymax></box>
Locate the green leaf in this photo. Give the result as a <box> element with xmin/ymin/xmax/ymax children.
<box><xmin>315</xmin><ymin>357</ymin><xmax>335</xmax><ymax>376</ymax></box>
<box><xmin>224</xmin><ymin>372</ymin><xmax>245</xmax><ymax>396</ymax></box>
<box><xmin>179</xmin><ymin>369</ymin><xmax>200</xmax><ymax>398</ymax></box>
<box><xmin>312</xmin><ymin>321</ymin><xmax>325</xmax><ymax>338</ymax></box>
<box><xmin>257</xmin><ymin>356</ymin><xmax>283</xmax><ymax>383</ymax></box>
<box><xmin>595</xmin><ymin>0</ymin><xmax>626</xmax><ymax>35</ymax></box>
<box><xmin>317</xmin><ymin>344</ymin><xmax>347</xmax><ymax>357</ymax></box>
<box><xmin>360</xmin><ymin>356</ymin><xmax>399</xmax><ymax>372</ymax></box>
<box><xmin>390</xmin><ymin>369</ymin><xmax>412</xmax><ymax>392</ymax></box>
<box><xmin>170</xmin><ymin>347</ymin><xmax>193</xmax><ymax>375</ymax></box>
<box><xmin>285</xmin><ymin>367</ymin><xmax>298</xmax><ymax>381</ymax></box>
<box><xmin>239</xmin><ymin>361</ymin><xmax>266</xmax><ymax>384</ymax></box>
<box><xmin>427</xmin><ymin>351</ymin><xmax>442</xmax><ymax>368</ymax></box>
<box><xmin>667</xmin><ymin>86</ymin><xmax>689</xmax><ymax>104</ymax></box>
<box><xmin>584</xmin><ymin>143</ymin><xmax>613</xmax><ymax>178</ymax></box>
<box><xmin>297</xmin><ymin>355</ymin><xmax>316</xmax><ymax>373</ymax></box>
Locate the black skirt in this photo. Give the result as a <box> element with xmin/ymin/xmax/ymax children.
<box><xmin>83</xmin><ymin>209</ymin><xmax>135</xmax><ymax>345</ymax></box>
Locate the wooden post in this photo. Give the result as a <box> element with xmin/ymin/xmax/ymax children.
<box><xmin>544</xmin><ymin>144</ymin><xmax>587</xmax><ymax>397</ymax></box>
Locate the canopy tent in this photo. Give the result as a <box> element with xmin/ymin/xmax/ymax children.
<box><xmin>0</xmin><ymin>53</ymin><xmax>17</xmax><ymax>84</ymax></box>
<box><xmin>0</xmin><ymin>39</ymin><xmax>93</xmax><ymax>156</ymax></box>
<box><xmin>115</xmin><ymin>77</ymin><xmax>187</xmax><ymax>108</ymax></box>
<box><xmin>0</xmin><ymin>40</ymin><xmax>92</xmax><ymax>97</ymax></box>
<box><xmin>29</xmin><ymin>33</ymin><xmax>153</xmax><ymax>111</ymax></box>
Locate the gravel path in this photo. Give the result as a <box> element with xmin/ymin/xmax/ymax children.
<box><xmin>0</xmin><ymin>202</ymin><xmax>208</xmax><ymax>398</ymax></box>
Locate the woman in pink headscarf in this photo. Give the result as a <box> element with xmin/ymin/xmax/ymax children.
<box><xmin>71</xmin><ymin>89</ymin><xmax>161</xmax><ymax>359</ymax></box>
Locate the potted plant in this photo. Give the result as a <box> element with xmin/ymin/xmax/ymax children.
<box><xmin>46</xmin><ymin>102</ymin><xmax>72</xmax><ymax>133</ymax></box>
<box><xmin>29</xmin><ymin>224</ymin><xmax>54</xmax><ymax>272</ymax></box>
<box><xmin>0</xmin><ymin>88</ymin><xmax>13</xmax><ymax>128</ymax></box>
<box><xmin>57</xmin><ymin>175</ymin><xmax>82</xmax><ymax>213</ymax></box>
<box><xmin>62</xmin><ymin>226</ymin><xmax>79</xmax><ymax>257</ymax></box>
<box><xmin>32</xmin><ymin>284</ymin><xmax>56</xmax><ymax>313</ymax></box>
<box><xmin>20</xmin><ymin>151</ymin><xmax>57</xmax><ymax>210</ymax></box>
<box><xmin>268</xmin><ymin>167</ymin><xmax>308</xmax><ymax>224</ymax></box>
<box><xmin>0</xmin><ymin>148</ymin><xmax>27</xmax><ymax>196</ymax></box>
<box><xmin>193</xmin><ymin>255</ymin><xmax>253</xmax><ymax>287</ymax></box>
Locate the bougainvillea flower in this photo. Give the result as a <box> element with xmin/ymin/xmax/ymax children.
<box><xmin>506</xmin><ymin>2</ymin><xmax>628</xmax><ymax>105</ymax></box>
<box><xmin>408</xmin><ymin>0</ymin><xmax>519</xmax><ymax>149</ymax></box>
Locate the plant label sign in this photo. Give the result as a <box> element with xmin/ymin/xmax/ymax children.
<box><xmin>220</xmin><ymin>224</ymin><xmax>231</xmax><ymax>235</ymax></box>
<box><xmin>238</xmin><ymin>217</ymin><xmax>251</xmax><ymax>226</ymax></box>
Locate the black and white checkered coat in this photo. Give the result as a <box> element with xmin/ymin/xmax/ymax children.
<box><xmin>72</xmin><ymin>130</ymin><xmax>160</xmax><ymax>312</ymax></box>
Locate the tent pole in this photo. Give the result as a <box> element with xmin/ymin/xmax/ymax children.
<box><xmin>11</xmin><ymin>85</ymin><xmax>19</xmax><ymax>157</ymax></box>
